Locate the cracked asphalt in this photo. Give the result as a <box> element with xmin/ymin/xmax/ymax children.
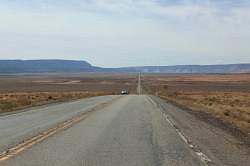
<box><xmin>1</xmin><ymin>95</ymin><xmax>249</xmax><ymax>166</ymax></box>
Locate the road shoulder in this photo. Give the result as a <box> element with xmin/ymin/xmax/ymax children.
<box><xmin>150</xmin><ymin>95</ymin><xmax>250</xmax><ymax>166</ymax></box>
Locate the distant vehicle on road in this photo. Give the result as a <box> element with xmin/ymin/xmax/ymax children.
<box><xmin>121</xmin><ymin>90</ymin><xmax>129</xmax><ymax>95</ymax></box>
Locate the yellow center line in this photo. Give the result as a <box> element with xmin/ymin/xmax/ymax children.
<box><xmin>0</xmin><ymin>96</ymin><xmax>122</xmax><ymax>162</ymax></box>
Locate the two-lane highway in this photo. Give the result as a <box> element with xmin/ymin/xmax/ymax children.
<box><xmin>1</xmin><ymin>95</ymin><xmax>205</xmax><ymax>166</ymax></box>
<box><xmin>0</xmin><ymin>96</ymin><xmax>118</xmax><ymax>153</ymax></box>
<box><xmin>1</xmin><ymin>95</ymin><xmax>249</xmax><ymax>166</ymax></box>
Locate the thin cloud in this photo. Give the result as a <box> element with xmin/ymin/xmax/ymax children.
<box><xmin>0</xmin><ymin>0</ymin><xmax>249</xmax><ymax>67</ymax></box>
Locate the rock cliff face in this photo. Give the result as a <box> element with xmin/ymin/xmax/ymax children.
<box><xmin>0</xmin><ymin>60</ymin><xmax>99</xmax><ymax>73</ymax></box>
<box><xmin>117</xmin><ymin>64</ymin><xmax>250</xmax><ymax>73</ymax></box>
<box><xmin>0</xmin><ymin>60</ymin><xmax>250</xmax><ymax>73</ymax></box>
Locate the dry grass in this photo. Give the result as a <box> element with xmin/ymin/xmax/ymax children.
<box><xmin>0</xmin><ymin>91</ymin><xmax>112</xmax><ymax>113</ymax></box>
<box><xmin>0</xmin><ymin>73</ymin><xmax>138</xmax><ymax>114</ymax></box>
<box><xmin>142</xmin><ymin>74</ymin><xmax>250</xmax><ymax>134</ymax></box>
<box><xmin>0</xmin><ymin>73</ymin><xmax>137</xmax><ymax>93</ymax></box>
<box><xmin>160</xmin><ymin>91</ymin><xmax>250</xmax><ymax>133</ymax></box>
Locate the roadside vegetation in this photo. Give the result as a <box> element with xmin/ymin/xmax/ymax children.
<box><xmin>142</xmin><ymin>74</ymin><xmax>250</xmax><ymax>134</ymax></box>
<box><xmin>0</xmin><ymin>73</ymin><xmax>137</xmax><ymax>114</ymax></box>
<box><xmin>0</xmin><ymin>91</ymin><xmax>111</xmax><ymax>113</ymax></box>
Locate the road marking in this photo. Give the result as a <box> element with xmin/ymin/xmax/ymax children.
<box><xmin>162</xmin><ymin>112</ymin><xmax>213</xmax><ymax>165</ymax></box>
<box><xmin>0</xmin><ymin>113</ymin><xmax>88</xmax><ymax>162</ymax></box>
<box><xmin>0</xmin><ymin>97</ymin><xmax>121</xmax><ymax>163</ymax></box>
<box><xmin>147</xmin><ymin>96</ymin><xmax>215</xmax><ymax>166</ymax></box>
<box><xmin>137</xmin><ymin>72</ymin><xmax>142</xmax><ymax>95</ymax></box>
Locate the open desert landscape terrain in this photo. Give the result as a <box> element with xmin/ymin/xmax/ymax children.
<box><xmin>1</xmin><ymin>0</ymin><xmax>250</xmax><ymax>165</ymax></box>
<box><xmin>0</xmin><ymin>73</ymin><xmax>137</xmax><ymax>114</ymax></box>
<box><xmin>1</xmin><ymin>73</ymin><xmax>250</xmax><ymax>137</ymax></box>
<box><xmin>142</xmin><ymin>74</ymin><xmax>250</xmax><ymax>137</ymax></box>
<box><xmin>0</xmin><ymin>73</ymin><xmax>250</xmax><ymax>166</ymax></box>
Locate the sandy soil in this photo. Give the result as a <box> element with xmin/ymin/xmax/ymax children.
<box><xmin>142</xmin><ymin>74</ymin><xmax>250</xmax><ymax>135</ymax></box>
<box><xmin>0</xmin><ymin>73</ymin><xmax>137</xmax><ymax>113</ymax></box>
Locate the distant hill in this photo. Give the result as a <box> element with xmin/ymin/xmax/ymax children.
<box><xmin>117</xmin><ymin>64</ymin><xmax>250</xmax><ymax>73</ymax></box>
<box><xmin>0</xmin><ymin>60</ymin><xmax>100</xmax><ymax>73</ymax></box>
<box><xmin>0</xmin><ymin>60</ymin><xmax>250</xmax><ymax>73</ymax></box>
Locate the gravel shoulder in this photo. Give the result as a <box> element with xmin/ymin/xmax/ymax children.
<box><xmin>150</xmin><ymin>95</ymin><xmax>250</xmax><ymax>166</ymax></box>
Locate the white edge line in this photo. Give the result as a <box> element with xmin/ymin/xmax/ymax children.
<box><xmin>147</xmin><ymin>96</ymin><xmax>214</xmax><ymax>166</ymax></box>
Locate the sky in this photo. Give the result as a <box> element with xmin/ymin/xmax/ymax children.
<box><xmin>0</xmin><ymin>0</ymin><xmax>250</xmax><ymax>67</ymax></box>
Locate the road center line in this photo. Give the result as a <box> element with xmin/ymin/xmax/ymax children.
<box><xmin>0</xmin><ymin>96</ymin><xmax>122</xmax><ymax>163</ymax></box>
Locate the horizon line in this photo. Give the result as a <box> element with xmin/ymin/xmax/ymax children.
<box><xmin>0</xmin><ymin>59</ymin><xmax>250</xmax><ymax>68</ymax></box>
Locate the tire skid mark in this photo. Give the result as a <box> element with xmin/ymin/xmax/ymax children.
<box><xmin>0</xmin><ymin>96</ymin><xmax>122</xmax><ymax>163</ymax></box>
<box><xmin>147</xmin><ymin>96</ymin><xmax>215</xmax><ymax>166</ymax></box>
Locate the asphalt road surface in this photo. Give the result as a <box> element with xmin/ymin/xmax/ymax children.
<box><xmin>0</xmin><ymin>96</ymin><xmax>118</xmax><ymax>152</ymax></box>
<box><xmin>1</xmin><ymin>95</ymin><xmax>249</xmax><ymax>166</ymax></box>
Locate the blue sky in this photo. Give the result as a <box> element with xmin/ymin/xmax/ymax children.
<box><xmin>0</xmin><ymin>0</ymin><xmax>250</xmax><ymax>67</ymax></box>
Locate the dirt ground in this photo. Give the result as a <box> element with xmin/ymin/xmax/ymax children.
<box><xmin>0</xmin><ymin>73</ymin><xmax>137</xmax><ymax>93</ymax></box>
<box><xmin>0</xmin><ymin>73</ymin><xmax>137</xmax><ymax>113</ymax></box>
<box><xmin>142</xmin><ymin>73</ymin><xmax>250</xmax><ymax>136</ymax></box>
<box><xmin>2</xmin><ymin>72</ymin><xmax>250</xmax><ymax>136</ymax></box>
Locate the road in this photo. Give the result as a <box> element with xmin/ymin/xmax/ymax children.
<box><xmin>0</xmin><ymin>96</ymin><xmax>118</xmax><ymax>153</ymax></box>
<box><xmin>137</xmin><ymin>72</ymin><xmax>142</xmax><ymax>95</ymax></box>
<box><xmin>0</xmin><ymin>95</ymin><xmax>249</xmax><ymax>166</ymax></box>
